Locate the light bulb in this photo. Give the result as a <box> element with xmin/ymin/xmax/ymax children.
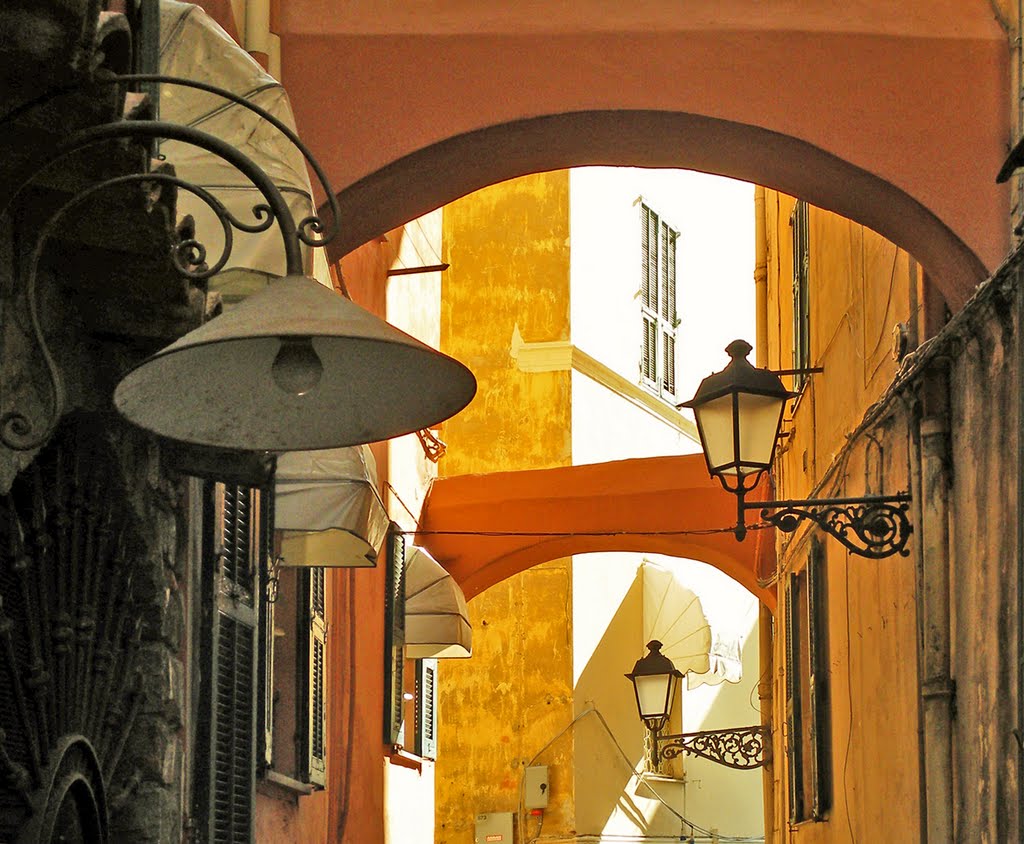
<box><xmin>271</xmin><ymin>337</ymin><xmax>323</xmax><ymax>396</ymax></box>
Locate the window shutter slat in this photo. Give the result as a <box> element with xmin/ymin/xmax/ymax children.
<box><xmin>305</xmin><ymin>567</ymin><xmax>328</xmax><ymax>786</ymax></box>
<box><xmin>383</xmin><ymin>526</ymin><xmax>407</xmax><ymax>745</ymax></box>
<box><xmin>785</xmin><ymin>574</ymin><xmax>802</xmax><ymax>824</ymax></box>
<box><xmin>808</xmin><ymin>540</ymin><xmax>831</xmax><ymax>819</ymax></box>
<box><xmin>416</xmin><ymin>658</ymin><xmax>438</xmax><ymax>760</ymax></box>
<box><xmin>200</xmin><ymin>483</ymin><xmax>259</xmax><ymax>844</ymax></box>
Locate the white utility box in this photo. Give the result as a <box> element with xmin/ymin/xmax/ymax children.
<box><xmin>475</xmin><ymin>812</ymin><xmax>514</xmax><ymax>843</ymax></box>
<box><xmin>524</xmin><ymin>765</ymin><xmax>549</xmax><ymax>809</ymax></box>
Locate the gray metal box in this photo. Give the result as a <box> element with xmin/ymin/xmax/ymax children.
<box><xmin>524</xmin><ymin>765</ymin><xmax>549</xmax><ymax>809</ymax></box>
<box><xmin>475</xmin><ymin>812</ymin><xmax>514</xmax><ymax>844</ymax></box>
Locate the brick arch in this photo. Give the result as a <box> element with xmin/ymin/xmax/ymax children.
<box><xmin>416</xmin><ymin>454</ymin><xmax>777</xmax><ymax>609</ymax></box>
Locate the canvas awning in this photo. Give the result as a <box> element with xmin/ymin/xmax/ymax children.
<box><xmin>404</xmin><ymin>545</ymin><xmax>472</xmax><ymax>659</ymax></box>
<box><xmin>642</xmin><ymin>561</ymin><xmax>741</xmax><ymax>687</ymax></box>
<box><xmin>274</xmin><ymin>446</ymin><xmax>388</xmax><ymax>567</ymax></box>
<box><xmin>159</xmin><ymin>0</ymin><xmax>332</xmax><ymax>298</ymax></box>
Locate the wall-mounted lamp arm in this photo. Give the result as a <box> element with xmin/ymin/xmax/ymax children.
<box><xmin>654</xmin><ymin>724</ymin><xmax>770</xmax><ymax>770</ymax></box>
<box><xmin>742</xmin><ymin>493</ymin><xmax>912</xmax><ymax>559</ymax></box>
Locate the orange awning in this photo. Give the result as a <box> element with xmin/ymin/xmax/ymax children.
<box><xmin>417</xmin><ymin>453</ymin><xmax>776</xmax><ymax>608</ymax></box>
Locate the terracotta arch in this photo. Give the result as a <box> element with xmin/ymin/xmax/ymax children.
<box><xmin>275</xmin><ymin>7</ymin><xmax>1009</xmax><ymax>312</ymax></box>
<box><xmin>416</xmin><ymin>454</ymin><xmax>777</xmax><ymax>609</ymax></box>
<box><xmin>323</xmin><ymin>110</ymin><xmax>988</xmax><ymax>310</ymax></box>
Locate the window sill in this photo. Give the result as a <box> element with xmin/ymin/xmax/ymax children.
<box><xmin>257</xmin><ymin>769</ymin><xmax>315</xmax><ymax>802</ymax></box>
<box><xmin>387</xmin><ymin>747</ymin><xmax>426</xmax><ymax>772</ymax></box>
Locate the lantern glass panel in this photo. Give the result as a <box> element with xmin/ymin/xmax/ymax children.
<box><xmin>694</xmin><ymin>393</ymin><xmax>738</xmax><ymax>474</ymax></box>
<box><xmin>735</xmin><ymin>391</ymin><xmax>787</xmax><ymax>470</ymax></box>
<box><xmin>635</xmin><ymin>673</ymin><xmax>675</xmax><ymax>721</ymax></box>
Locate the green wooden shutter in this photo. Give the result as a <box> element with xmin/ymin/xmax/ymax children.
<box><xmin>784</xmin><ymin>573</ymin><xmax>803</xmax><ymax>824</ymax></box>
<box><xmin>197</xmin><ymin>483</ymin><xmax>259</xmax><ymax>844</ymax></box>
<box><xmin>383</xmin><ymin>526</ymin><xmax>407</xmax><ymax>745</ymax></box>
<box><xmin>807</xmin><ymin>540</ymin><xmax>831</xmax><ymax>819</ymax></box>
<box><xmin>416</xmin><ymin>658</ymin><xmax>438</xmax><ymax>760</ymax></box>
<box><xmin>301</xmin><ymin>567</ymin><xmax>328</xmax><ymax>786</ymax></box>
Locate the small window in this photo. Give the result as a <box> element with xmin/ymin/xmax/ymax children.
<box><xmin>640</xmin><ymin>203</ymin><xmax>679</xmax><ymax>399</ymax></box>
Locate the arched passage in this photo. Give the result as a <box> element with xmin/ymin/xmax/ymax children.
<box><xmin>323</xmin><ymin>111</ymin><xmax>989</xmax><ymax>309</ymax></box>
<box><xmin>416</xmin><ymin>453</ymin><xmax>777</xmax><ymax>608</ymax></box>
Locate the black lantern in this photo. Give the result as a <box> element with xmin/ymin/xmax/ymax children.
<box><xmin>624</xmin><ymin>641</ymin><xmax>682</xmax><ymax>733</ymax></box>
<box><xmin>680</xmin><ymin>340</ymin><xmax>913</xmax><ymax>558</ymax></box>
<box><xmin>624</xmin><ymin>641</ymin><xmax>770</xmax><ymax>770</ymax></box>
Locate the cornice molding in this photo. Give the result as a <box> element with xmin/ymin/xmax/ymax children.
<box><xmin>509</xmin><ymin>325</ymin><xmax>698</xmax><ymax>441</ymax></box>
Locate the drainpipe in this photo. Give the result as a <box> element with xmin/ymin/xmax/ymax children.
<box><xmin>912</xmin><ymin>272</ymin><xmax>954</xmax><ymax>844</ymax></box>
<box><xmin>243</xmin><ymin>0</ymin><xmax>282</xmax><ymax>78</ymax></box>
<box><xmin>753</xmin><ymin>184</ymin><xmax>775</xmax><ymax>844</ymax></box>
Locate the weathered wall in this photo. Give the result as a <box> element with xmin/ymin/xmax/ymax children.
<box><xmin>436</xmin><ymin>171</ymin><xmax>575</xmax><ymax>843</ymax></box>
<box><xmin>946</xmin><ymin>266</ymin><xmax>1020</xmax><ymax>842</ymax></box>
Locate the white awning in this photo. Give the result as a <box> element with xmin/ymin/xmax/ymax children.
<box><xmin>159</xmin><ymin>1</ymin><xmax>333</xmax><ymax>297</ymax></box>
<box><xmin>404</xmin><ymin>546</ymin><xmax>472</xmax><ymax>659</ymax></box>
<box><xmin>641</xmin><ymin>561</ymin><xmax>741</xmax><ymax>687</ymax></box>
<box><xmin>274</xmin><ymin>446</ymin><xmax>388</xmax><ymax>568</ymax></box>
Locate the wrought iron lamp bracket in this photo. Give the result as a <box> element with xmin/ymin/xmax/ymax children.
<box><xmin>744</xmin><ymin>493</ymin><xmax>912</xmax><ymax>559</ymax></box>
<box><xmin>654</xmin><ymin>724</ymin><xmax>770</xmax><ymax>770</ymax></box>
<box><xmin>0</xmin><ymin>74</ymin><xmax>342</xmax><ymax>453</ymax></box>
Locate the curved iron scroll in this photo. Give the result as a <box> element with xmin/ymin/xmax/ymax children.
<box><xmin>755</xmin><ymin>494</ymin><xmax>912</xmax><ymax>559</ymax></box>
<box><xmin>657</xmin><ymin>725</ymin><xmax>770</xmax><ymax>770</ymax></box>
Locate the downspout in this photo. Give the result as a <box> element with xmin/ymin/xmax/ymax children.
<box><xmin>243</xmin><ymin>0</ymin><xmax>282</xmax><ymax>78</ymax></box>
<box><xmin>753</xmin><ymin>184</ymin><xmax>775</xmax><ymax>844</ymax></box>
<box><xmin>916</xmin><ymin>275</ymin><xmax>954</xmax><ymax>843</ymax></box>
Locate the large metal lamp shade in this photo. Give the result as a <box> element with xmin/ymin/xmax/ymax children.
<box><xmin>679</xmin><ymin>339</ymin><xmax>791</xmax><ymax>493</ymax></box>
<box><xmin>114</xmin><ymin>275</ymin><xmax>477</xmax><ymax>451</ymax></box>
<box><xmin>625</xmin><ymin>640</ymin><xmax>683</xmax><ymax>732</ymax></box>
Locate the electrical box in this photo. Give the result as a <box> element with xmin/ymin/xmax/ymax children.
<box><xmin>524</xmin><ymin>765</ymin><xmax>549</xmax><ymax>809</ymax></box>
<box><xmin>475</xmin><ymin>812</ymin><xmax>514</xmax><ymax>844</ymax></box>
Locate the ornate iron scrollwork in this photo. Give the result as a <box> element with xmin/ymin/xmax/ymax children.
<box><xmin>754</xmin><ymin>493</ymin><xmax>912</xmax><ymax>559</ymax></box>
<box><xmin>656</xmin><ymin>724</ymin><xmax>770</xmax><ymax>770</ymax></box>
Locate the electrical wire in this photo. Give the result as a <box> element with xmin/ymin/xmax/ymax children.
<box><xmin>516</xmin><ymin>706</ymin><xmax>763</xmax><ymax>843</ymax></box>
<box><xmin>404</xmin><ymin>525</ymin><xmax>771</xmax><ymax>538</ymax></box>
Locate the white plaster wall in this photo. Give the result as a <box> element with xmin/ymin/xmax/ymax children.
<box><xmin>569</xmin><ymin>167</ymin><xmax>756</xmax><ymax>407</ymax></box>
<box><xmin>568</xmin><ymin>168</ymin><xmax>763</xmax><ymax>841</ymax></box>
<box><xmin>386</xmin><ymin>211</ymin><xmax>443</xmax><ymax>532</ymax></box>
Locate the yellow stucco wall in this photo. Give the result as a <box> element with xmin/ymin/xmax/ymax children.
<box><xmin>763</xmin><ymin>192</ymin><xmax>920</xmax><ymax>842</ymax></box>
<box><xmin>436</xmin><ymin>171</ymin><xmax>575</xmax><ymax>843</ymax></box>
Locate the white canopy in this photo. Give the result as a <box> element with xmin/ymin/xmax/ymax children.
<box><xmin>274</xmin><ymin>446</ymin><xmax>389</xmax><ymax>568</ymax></box>
<box><xmin>404</xmin><ymin>546</ymin><xmax>472</xmax><ymax>659</ymax></box>
<box><xmin>159</xmin><ymin>1</ymin><xmax>332</xmax><ymax>298</ymax></box>
<box><xmin>641</xmin><ymin>561</ymin><xmax>741</xmax><ymax>688</ymax></box>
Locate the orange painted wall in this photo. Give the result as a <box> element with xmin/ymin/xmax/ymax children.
<box><xmin>762</xmin><ymin>193</ymin><xmax>921</xmax><ymax>842</ymax></box>
<box><xmin>435</xmin><ymin>171</ymin><xmax>576</xmax><ymax>843</ymax></box>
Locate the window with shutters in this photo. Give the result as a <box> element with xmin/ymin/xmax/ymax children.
<box><xmin>640</xmin><ymin>202</ymin><xmax>678</xmax><ymax>399</ymax></box>
<box><xmin>384</xmin><ymin>525</ymin><xmax>407</xmax><ymax>746</ymax></box>
<box><xmin>785</xmin><ymin>540</ymin><xmax>831</xmax><ymax>823</ymax></box>
<box><xmin>414</xmin><ymin>658</ymin><xmax>439</xmax><ymax>760</ymax></box>
<box><xmin>791</xmin><ymin>200</ymin><xmax>811</xmax><ymax>391</ymax></box>
<box><xmin>261</xmin><ymin>557</ymin><xmax>328</xmax><ymax>790</ymax></box>
<box><xmin>194</xmin><ymin>483</ymin><xmax>261</xmax><ymax>844</ymax></box>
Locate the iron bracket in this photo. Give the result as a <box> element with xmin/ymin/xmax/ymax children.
<box><xmin>654</xmin><ymin>724</ymin><xmax>770</xmax><ymax>770</ymax></box>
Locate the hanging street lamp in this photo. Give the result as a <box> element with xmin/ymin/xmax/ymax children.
<box><xmin>625</xmin><ymin>641</ymin><xmax>769</xmax><ymax>770</ymax></box>
<box><xmin>680</xmin><ymin>340</ymin><xmax>911</xmax><ymax>559</ymax></box>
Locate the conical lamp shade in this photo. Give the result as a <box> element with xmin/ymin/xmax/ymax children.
<box><xmin>114</xmin><ymin>275</ymin><xmax>477</xmax><ymax>450</ymax></box>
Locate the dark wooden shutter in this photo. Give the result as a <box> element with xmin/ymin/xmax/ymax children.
<box><xmin>416</xmin><ymin>658</ymin><xmax>438</xmax><ymax>760</ymax></box>
<box><xmin>197</xmin><ymin>483</ymin><xmax>260</xmax><ymax>844</ymax></box>
<box><xmin>383</xmin><ymin>526</ymin><xmax>407</xmax><ymax>745</ymax></box>
<box><xmin>784</xmin><ymin>573</ymin><xmax>803</xmax><ymax>824</ymax></box>
<box><xmin>258</xmin><ymin>486</ymin><xmax>275</xmax><ymax>770</ymax></box>
<box><xmin>300</xmin><ymin>567</ymin><xmax>328</xmax><ymax>786</ymax></box>
<box><xmin>662</xmin><ymin>332</ymin><xmax>676</xmax><ymax>395</ymax></box>
<box><xmin>807</xmin><ymin>540</ymin><xmax>831</xmax><ymax>819</ymax></box>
